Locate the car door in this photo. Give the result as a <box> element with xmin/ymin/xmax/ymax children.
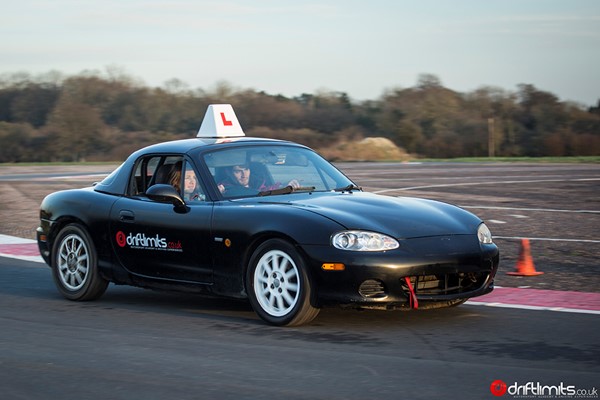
<box><xmin>109</xmin><ymin>155</ymin><xmax>214</xmax><ymax>283</ymax></box>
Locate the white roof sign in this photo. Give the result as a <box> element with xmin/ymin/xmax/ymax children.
<box><xmin>197</xmin><ymin>104</ymin><xmax>245</xmax><ymax>138</ymax></box>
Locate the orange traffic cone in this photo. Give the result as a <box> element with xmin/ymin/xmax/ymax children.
<box><xmin>507</xmin><ymin>238</ymin><xmax>543</xmax><ymax>276</ymax></box>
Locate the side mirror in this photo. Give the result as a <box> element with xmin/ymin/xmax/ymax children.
<box><xmin>146</xmin><ymin>184</ymin><xmax>186</xmax><ymax>210</ymax></box>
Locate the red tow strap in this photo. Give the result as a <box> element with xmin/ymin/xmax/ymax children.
<box><xmin>404</xmin><ymin>277</ymin><xmax>419</xmax><ymax>309</ymax></box>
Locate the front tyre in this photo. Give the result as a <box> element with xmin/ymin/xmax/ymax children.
<box><xmin>246</xmin><ymin>239</ymin><xmax>319</xmax><ymax>326</ymax></box>
<box><xmin>51</xmin><ymin>224</ymin><xmax>108</xmax><ymax>301</ymax></box>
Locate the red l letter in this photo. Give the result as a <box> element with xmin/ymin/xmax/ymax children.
<box><xmin>220</xmin><ymin>112</ymin><xmax>233</xmax><ymax>126</ymax></box>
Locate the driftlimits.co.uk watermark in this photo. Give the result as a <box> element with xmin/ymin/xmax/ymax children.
<box><xmin>490</xmin><ymin>380</ymin><xmax>598</xmax><ymax>398</ymax></box>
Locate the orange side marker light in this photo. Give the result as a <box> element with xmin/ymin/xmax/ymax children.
<box><xmin>322</xmin><ymin>263</ymin><xmax>345</xmax><ymax>271</ymax></box>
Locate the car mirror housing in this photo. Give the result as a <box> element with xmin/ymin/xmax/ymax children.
<box><xmin>146</xmin><ymin>184</ymin><xmax>186</xmax><ymax>209</ymax></box>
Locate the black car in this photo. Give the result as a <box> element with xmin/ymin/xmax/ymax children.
<box><xmin>37</xmin><ymin>104</ymin><xmax>499</xmax><ymax>326</ymax></box>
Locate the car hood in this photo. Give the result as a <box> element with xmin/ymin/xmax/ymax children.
<box><xmin>262</xmin><ymin>191</ymin><xmax>482</xmax><ymax>239</ymax></box>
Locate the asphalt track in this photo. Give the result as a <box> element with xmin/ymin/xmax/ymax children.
<box><xmin>0</xmin><ymin>162</ymin><xmax>598</xmax><ymax>399</ymax></box>
<box><xmin>1</xmin><ymin>256</ymin><xmax>599</xmax><ymax>400</ymax></box>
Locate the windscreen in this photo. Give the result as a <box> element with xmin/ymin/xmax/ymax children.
<box><xmin>202</xmin><ymin>145</ymin><xmax>354</xmax><ymax>198</ymax></box>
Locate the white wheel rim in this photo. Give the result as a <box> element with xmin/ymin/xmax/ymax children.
<box><xmin>253</xmin><ymin>250</ymin><xmax>300</xmax><ymax>317</ymax></box>
<box><xmin>57</xmin><ymin>233</ymin><xmax>89</xmax><ymax>291</ymax></box>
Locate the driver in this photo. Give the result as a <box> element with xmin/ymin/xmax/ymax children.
<box><xmin>217</xmin><ymin>164</ymin><xmax>249</xmax><ymax>193</ymax></box>
<box><xmin>217</xmin><ymin>164</ymin><xmax>300</xmax><ymax>194</ymax></box>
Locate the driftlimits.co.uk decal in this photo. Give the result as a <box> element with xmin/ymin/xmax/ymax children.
<box><xmin>116</xmin><ymin>231</ymin><xmax>183</xmax><ymax>252</ymax></box>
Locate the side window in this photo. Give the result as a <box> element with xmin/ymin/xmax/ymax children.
<box><xmin>154</xmin><ymin>157</ymin><xmax>183</xmax><ymax>191</ymax></box>
<box><xmin>128</xmin><ymin>155</ymin><xmax>184</xmax><ymax>197</ymax></box>
<box><xmin>130</xmin><ymin>156</ymin><xmax>161</xmax><ymax>196</ymax></box>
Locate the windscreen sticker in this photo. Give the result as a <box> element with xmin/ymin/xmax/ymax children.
<box><xmin>116</xmin><ymin>231</ymin><xmax>183</xmax><ymax>252</ymax></box>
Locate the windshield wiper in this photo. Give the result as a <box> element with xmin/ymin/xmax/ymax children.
<box><xmin>334</xmin><ymin>184</ymin><xmax>362</xmax><ymax>192</ymax></box>
<box><xmin>258</xmin><ymin>185</ymin><xmax>315</xmax><ymax>197</ymax></box>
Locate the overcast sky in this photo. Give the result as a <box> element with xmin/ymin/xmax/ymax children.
<box><xmin>2</xmin><ymin>0</ymin><xmax>599</xmax><ymax>106</ymax></box>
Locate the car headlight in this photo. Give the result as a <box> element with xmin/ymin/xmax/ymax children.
<box><xmin>332</xmin><ymin>231</ymin><xmax>399</xmax><ymax>251</ymax></box>
<box><xmin>477</xmin><ymin>223</ymin><xmax>493</xmax><ymax>244</ymax></box>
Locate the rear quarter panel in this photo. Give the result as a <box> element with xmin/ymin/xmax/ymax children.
<box><xmin>40</xmin><ymin>187</ymin><xmax>119</xmax><ymax>271</ymax></box>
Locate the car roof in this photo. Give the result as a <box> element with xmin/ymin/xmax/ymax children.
<box><xmin>136</xmin><ymin>136</ymin><xmax>286</xmax><ymax>154</ymax></box>
<box><xmin>93</xmin><ymin>136</ymin><xmax>305</xmax><ymax>196</ymax></box>
<box><xmin>94</xmin><ymin>103</ymin><xmax>307</xmax><ymax>195</ymax></box>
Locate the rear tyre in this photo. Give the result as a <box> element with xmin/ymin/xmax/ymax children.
<box><xmin>246</xmin><ymin>239</ymin><xmax>319</xmax><ymax>326</ymax></box>
<box><xmin>51</xmin><ymin>224</ymin><xmax>108</xmax><ymax>301</ymax></box>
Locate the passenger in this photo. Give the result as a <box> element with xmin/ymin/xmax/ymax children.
<box><xmin>217</xmin><ymin>164</ymin><xmax>300</xmax><ymax>194</ymax></box>
<box><xmin>167</xmin><ymin>162</ymin><xmax>203</xmax><ymax>201</ymax></box>
<box><xmin>183</xmin><ymin>169</ymin><xmax>203</xmax><ymax>201</ymax></box>
<box><xmin>167</xmin><ymin>162</ymin><xmax>183</xmax><ymax>193</ymax></box>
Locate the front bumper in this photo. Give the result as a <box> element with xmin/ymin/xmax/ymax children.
<box><xmin>302</xmin><ymin>235</ymin><xmax>499</xmax><ymax>309</ymax></box>
<box><xmin>36</xmin><ymin>223</ymin><xmax>52</xmax><ymax>267</ymax></box>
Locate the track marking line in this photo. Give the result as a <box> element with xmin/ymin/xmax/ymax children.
<box><xmin>467</xmin><ymin>287</ymin><xmax>600</xmax><ymax>314</ymax></box>
<box><xmin>494</xmin><ymin>236</ymin><xmax>600</xmax><ymax>244</ymax></box>
<box><xmin>2</xmin><ymin>235</ymin><xmax>599</xmax><ymax>314</ymax></box>
<box><xmin>374</xmin><ymin>177</ymin><xmax>600</xmax><ymax>193</ymax></box>
<box><xmin>461</xmin><ymin>205</ymin><xmax>600</xmax><ymax>214</ymax></box>
<box><xmin>466</xmin><ymin>301</ymin><xmax>600</xmax><ymax>315</ymax></box>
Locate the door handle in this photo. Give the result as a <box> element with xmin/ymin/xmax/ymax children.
<box><xmin>119</xmin><ymin>210</ymin><xmax>135</xmax><ymax>223</ymax></box>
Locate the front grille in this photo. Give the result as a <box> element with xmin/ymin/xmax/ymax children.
<box><xmin>400</xmin><ymin>270</ymin><xmax>489</xmax><ymax>298</ymax></box>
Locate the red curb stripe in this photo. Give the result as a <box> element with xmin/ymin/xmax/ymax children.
<box><xmin>470</xmin><ymin>287</ymin><xmax>600</xmax><ymax>311</ymax></box>
<box><xmin>1</xmin><ymin>238</ymin><xmax>599</xmax><ymax>313</ymax></box>
<box><xmin>0</xmin><ymin>243</ymin><xmax>40</xmax><ymax>257</ymax></box>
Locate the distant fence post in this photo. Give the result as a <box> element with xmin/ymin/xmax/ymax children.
<box><xmin>488</xmin><ymin>117</ymin><xmax>495</xmax><ymax>158</ymax></box>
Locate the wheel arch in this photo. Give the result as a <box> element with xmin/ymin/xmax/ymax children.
<box><xmin>47</xmin><ymin>216</ymin><xmax>88</xmax><ymax>253</ymax></box>
<box><xmin>47</xmin><ymin>216</ymin><xmax>115</xmax><ymax>282</ymax></box>
<box><xmin>50</xmin><ymin>221</ymin><xmax>109</xmax><ymax>301</ymax></box>
<box><xmin>241</xmin><ymin>232</ymin><xmax>319</xmax><ymax>307</ymax></box>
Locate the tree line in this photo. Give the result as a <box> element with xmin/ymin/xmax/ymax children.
<box><xmin>0</xmin><ymin>70</ymin><xmax>598</xmax><ymax>163</ymax></box>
